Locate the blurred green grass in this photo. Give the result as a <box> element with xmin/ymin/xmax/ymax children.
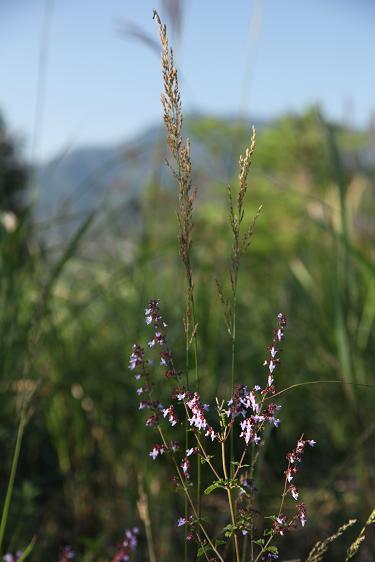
<box><xmin>0</xmin><ymin>109</ymin><xmax>374</xmax><ymax>561</ymax></box>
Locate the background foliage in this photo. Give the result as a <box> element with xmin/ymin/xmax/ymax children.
<box><xmin>0</xmin><ymin>107</ymin><xmax>374</xmax><ymax>560</ymax></box>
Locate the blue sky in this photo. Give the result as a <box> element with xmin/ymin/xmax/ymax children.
<box><xmin>1</xmin><ymin>0</ymin><xmax>374</xmax><ymax>162</ymax></box>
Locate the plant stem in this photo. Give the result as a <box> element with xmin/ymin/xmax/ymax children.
<box><xmin>221</xmin><ymin>441</ymin><xmax>240</xmax><ymax>562</ymax></box>
<box><xmin>190</xmin><ymin>295</ymin><xmax>201</xmax><ymax>530</ymax></box>
<box><xmin>158</xmin><ymin>427</ymin><xmax>225</xmax><ymax>562</ymax></box>
<box><xmin>241</xmin><ymin>534</ymin><xmax>248</xmax><ymax>562</ymax></box>
<box><xmin>0</xmin><ymin>409</ymin><xmax>26</xmax><ymax>556</ymax></box>
<box><xmin>137</xmin><ymin>475</ymin><xmax>157</xmax><ymax>562</ymax></box>
<box><xmin>192</xmin><ymin>431</ymin><xmax>221</xmax><ymax>480</ymax></box>
<box><xmin>17</xmin><ymin>536</ymin><xmax>37</xmax><ymax>562</ymax></box>
<box><xmin>253</xmin><ymin>465</ymin><xmax>290</xmax><ymax>562</ymax></box>
<box><xmin>230</xmin><ymin>286</ymin><xmax>237</xmax><ymax>480</ymax></box>
<box><xmin>185</xmin><ymin>310</ymin><xmax>190</xmax><ymax>562</ymax></box>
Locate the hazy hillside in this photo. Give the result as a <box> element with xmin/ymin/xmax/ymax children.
<box><xmin>33</xmin><ymin>112</ymin><xmax>374</xmax><ymax>248</ymax></box>
<box><xmin>33</xmin><ymin>117</ymin><xmax>267</xmax><ymax>236</ymax></box>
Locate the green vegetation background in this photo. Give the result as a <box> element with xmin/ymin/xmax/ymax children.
<box><xmin>0</xmin><ymin>109</ymin><xmax>374</xmax><ymax>560</ymax></box>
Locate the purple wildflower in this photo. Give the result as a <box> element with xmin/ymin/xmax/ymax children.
<box><xmin>110</xmin><ymin>528</ymin><xmax>139</xmax><ymax>562</ymax></box>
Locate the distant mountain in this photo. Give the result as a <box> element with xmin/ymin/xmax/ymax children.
<box><xmin>33</xmin><ymin>115</ymin><xmax>267</xmax><ymax>245</ymax></box>
<box><xmin>33</xmin><ymin>113</ymin><xmax>374</xmax><ymax>249</ymax></box>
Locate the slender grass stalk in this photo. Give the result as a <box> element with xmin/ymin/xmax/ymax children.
<box><xmin>137</xmin><ymin>475</ymin><xmax>157</xmax><ymax>562</ymax></box>
<box><xmin>30</xmin><ymin>0</ymin><xmax>54</xmax><ymax>167</ymax></box>
<box><xmin>184</xmin><ymin>334</ymin><xmax>189</xmax><ymax>560</ymax></box>
<box><xmin>17</xmin><ymin>536</ymin><xmax>37</xmax><ymax>562</ymax></box>
<box><xmin>270</xmin><ymin>379</ymin><xmax>375</xmax><ymax>401</ymax></box>
<box><xmin>0</xmin><ymin>407</ymin><xmax>27</xmax><ymax>556</ymax></box>
<box><xmin>156</xmin><ymin>425</ymin><xmax>225</xmax><ymax>562</ymax></box>
<box><xmin>345</xmin><ymin>507</ymin><xmax>375</xmax><ymax>561</ymax></box>
<box><xmin>226</xmin><ymin>129</ymin><xmax>259</xmax><ymax>477</ymax></box>
<box><xmin>221</xmin><ymin>441</ymin><xmax>240</xmax><ymax>562</ymax></box>
<box><xmin>153</xmin><ymin>11</ymin><xmax>201</xmax><ymax>554</ymax></box>
<box><xmin>253</xmin><ymin>458</ymin><xmax>291</xmax><ymax>562</ymax></box>
<box><xmin>241</xmin><ymin>534</ymin><xmax>248</xmax><ymax>562</ymax></box>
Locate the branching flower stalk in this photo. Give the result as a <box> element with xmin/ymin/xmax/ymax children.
<box><xmin>130</xmin><ymin>301</ymin><xmax>315</xmax><ymax>562</ymax></box>
<box><xmin>153</xmin><ymin>9</ymin><xmax>199</xmax><ymax>390</ymax></box>
<box><xmin>228</xmin><ymin>126</ymin><xmax>258</xmax><ymax>395</ymax></box>
<box><xmin>216</xmin><ymin>126</ymin><xmax>262</xmax><ymax>486</ymax></box>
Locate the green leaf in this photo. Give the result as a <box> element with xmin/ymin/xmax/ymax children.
<box><xmin>231</xmin><ymin>461</ymin><xmax>250</xmax><ymax>468</ymax></box>
<box><xmin>204</xmin><ymin>480</ymin><xmax>225</xmax><ymax>495</ymax></box>
<box><xmin>44</xmin><ymin>211</ymin><xmax>96</xmax><ymax>301</ymax></box>
<box><xmin>223</xmin><ymin>523</ymin><xmax>238</xmax><ymax>537</ymax></box>
<box><xmin>197</xmin><ymin>545</ymin><xmax>211</xmax><ymax>558</ymax></box>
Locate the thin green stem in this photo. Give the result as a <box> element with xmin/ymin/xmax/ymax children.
<box><xmin>0</xmin><ymin>410</ymin><xmax>26</xmax><ymax>556</ymax></box>
<box><xmin>230</xmin><ymin>283</ymin><xmax>238</xmax><ymax>479</ymax></box>
<box><xmin>231</xmin><ymin>289</ymin><xmax>237</xmax><ymax>394</ymax></box>
<box><xmin>158</xmin><ymin>426</ymin><xmax>225</xmax><ymax>562</ymax></box>
<box><xmin>253</xmin><ymin>465</ymin><xmax>290</xmax><ymax>562</ymax></box>
<box><xmin>269</xmin><ymin>380</ymin><xmax>375</xmax><ymax>402</ymax></box>
<box><xmin>17</xmin><ymin>536</ymin><xmax>37</xmax><ymax>562</ymax></box>
<box><xmin>191</xmin><ymin>293</ymin><xmax>200</xmax><ymax>390</ymax></box>
<box><xmin>184</xmin><ymin>318</ymin><xmax>190</xmax><ymax>562</ymax></box>
<box><xmin>241</xmin><ymin>534</ymin><xmax>248</xmax><ymax>562</ymax></box>
<box><xmin>221</xmin><ymin>441</ymin><xmax>241</xmax><ymax>562</ymax></box>
<box><xmin>189</xmin><ymin>293</ymin><xmax>202</xmax><ymax>534</ymax></box>
<box><xmin>192</xmin><ymin>431</ymin><xmax>221</xmax><ymax>480</ymax></box>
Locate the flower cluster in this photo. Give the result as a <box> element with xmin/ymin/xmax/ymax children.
<box><xmin>145</xmin><ymin>299</ymin><xmax>179</xmax><ymax>378</ymax></box>
<box><xmin>149</xmin><ymin>443</ymin><xmax>165</xmax><ymax>460</ymax></box>
<box><xmin>236</xmin><ymin>386</ymin><xmax>281</xmax><ymax>446</ymax></box>
<box><xmin>176</xmin><ymin>516</ymin><xmax>200</xmax><ymax>542</ymax></box>
<box><xmin>110</xmin><ymin>528</ymin><xmax>139</xmax><ymax>562</ymax></box>
<box><xmin>130</xmin><ymin>301</ymin><xmax>315</xmax><ymax>560</ymax></box>
<box><xmin>186</xmin><ymin>392</ymin><xmax>215</xmax><ymax>441</ymax></box>
<box><xmin>272</xmin><ymin>501</ymin><xmax>307</xmax><ymax>537</ymax></box>
<box><xmin>285</xmin><ymin>436</ymin><xmax>316</xmax><ymax>499</ymax></box>
<box><xmin>271</xmin><ymin>436</ymin><xmax>316</xmax><ymax>537</ymax></box>
<box><xmin>128</xmin><ymin>344</ymin><xmax>145</xmax><ymax>372</ymax></box>
<box><xmin>222</xmin><ymin>315</ymin><xmax>287</xmax><ymax>449</ymax></box>
<box><xmin>262</xmin><ymin>312</ymin><xmax>286</xmax><ymax>393</ymax></box>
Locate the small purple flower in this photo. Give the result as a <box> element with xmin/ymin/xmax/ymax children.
<box><xmin>162</xmin><ymin>405</ymin><xmax>178</xmax><ymax>426</ymax></box>
<box><xmin>186</xmin><ymin>447</ymin><xmax>197</xmax><ymax>457</ymax></box>
<box><xmin>129</xmin><ymin>344</ymin><xmax>145</xmax><ymax>371</ymax></box>
<box><xmin>111</xmin><ymin>527</ymin><xmax>139</xmax><ymax>562</ymax></box>
<box><xmin>290</xmin><ymin>484</ymin><xmax>299</xmax><ymax>500</ymax></box>
<box><xmin>205</xmin><ymin>427</ymin><xmax>217</xmax><ymax>441</ymax></box>
<box><xmin>180</xmin><ymin>457</ymin><xmax>190</xmax><ymax>478</ymax></box>
<box><xmin>187</xmin><ymin>393</ymin><xmax>208</xmax><ymax>431</ymax></box>
<box><xmin>297</xmin><ymin>503</ymin><xmax>307</xmax><ymax>527</ymax></box>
